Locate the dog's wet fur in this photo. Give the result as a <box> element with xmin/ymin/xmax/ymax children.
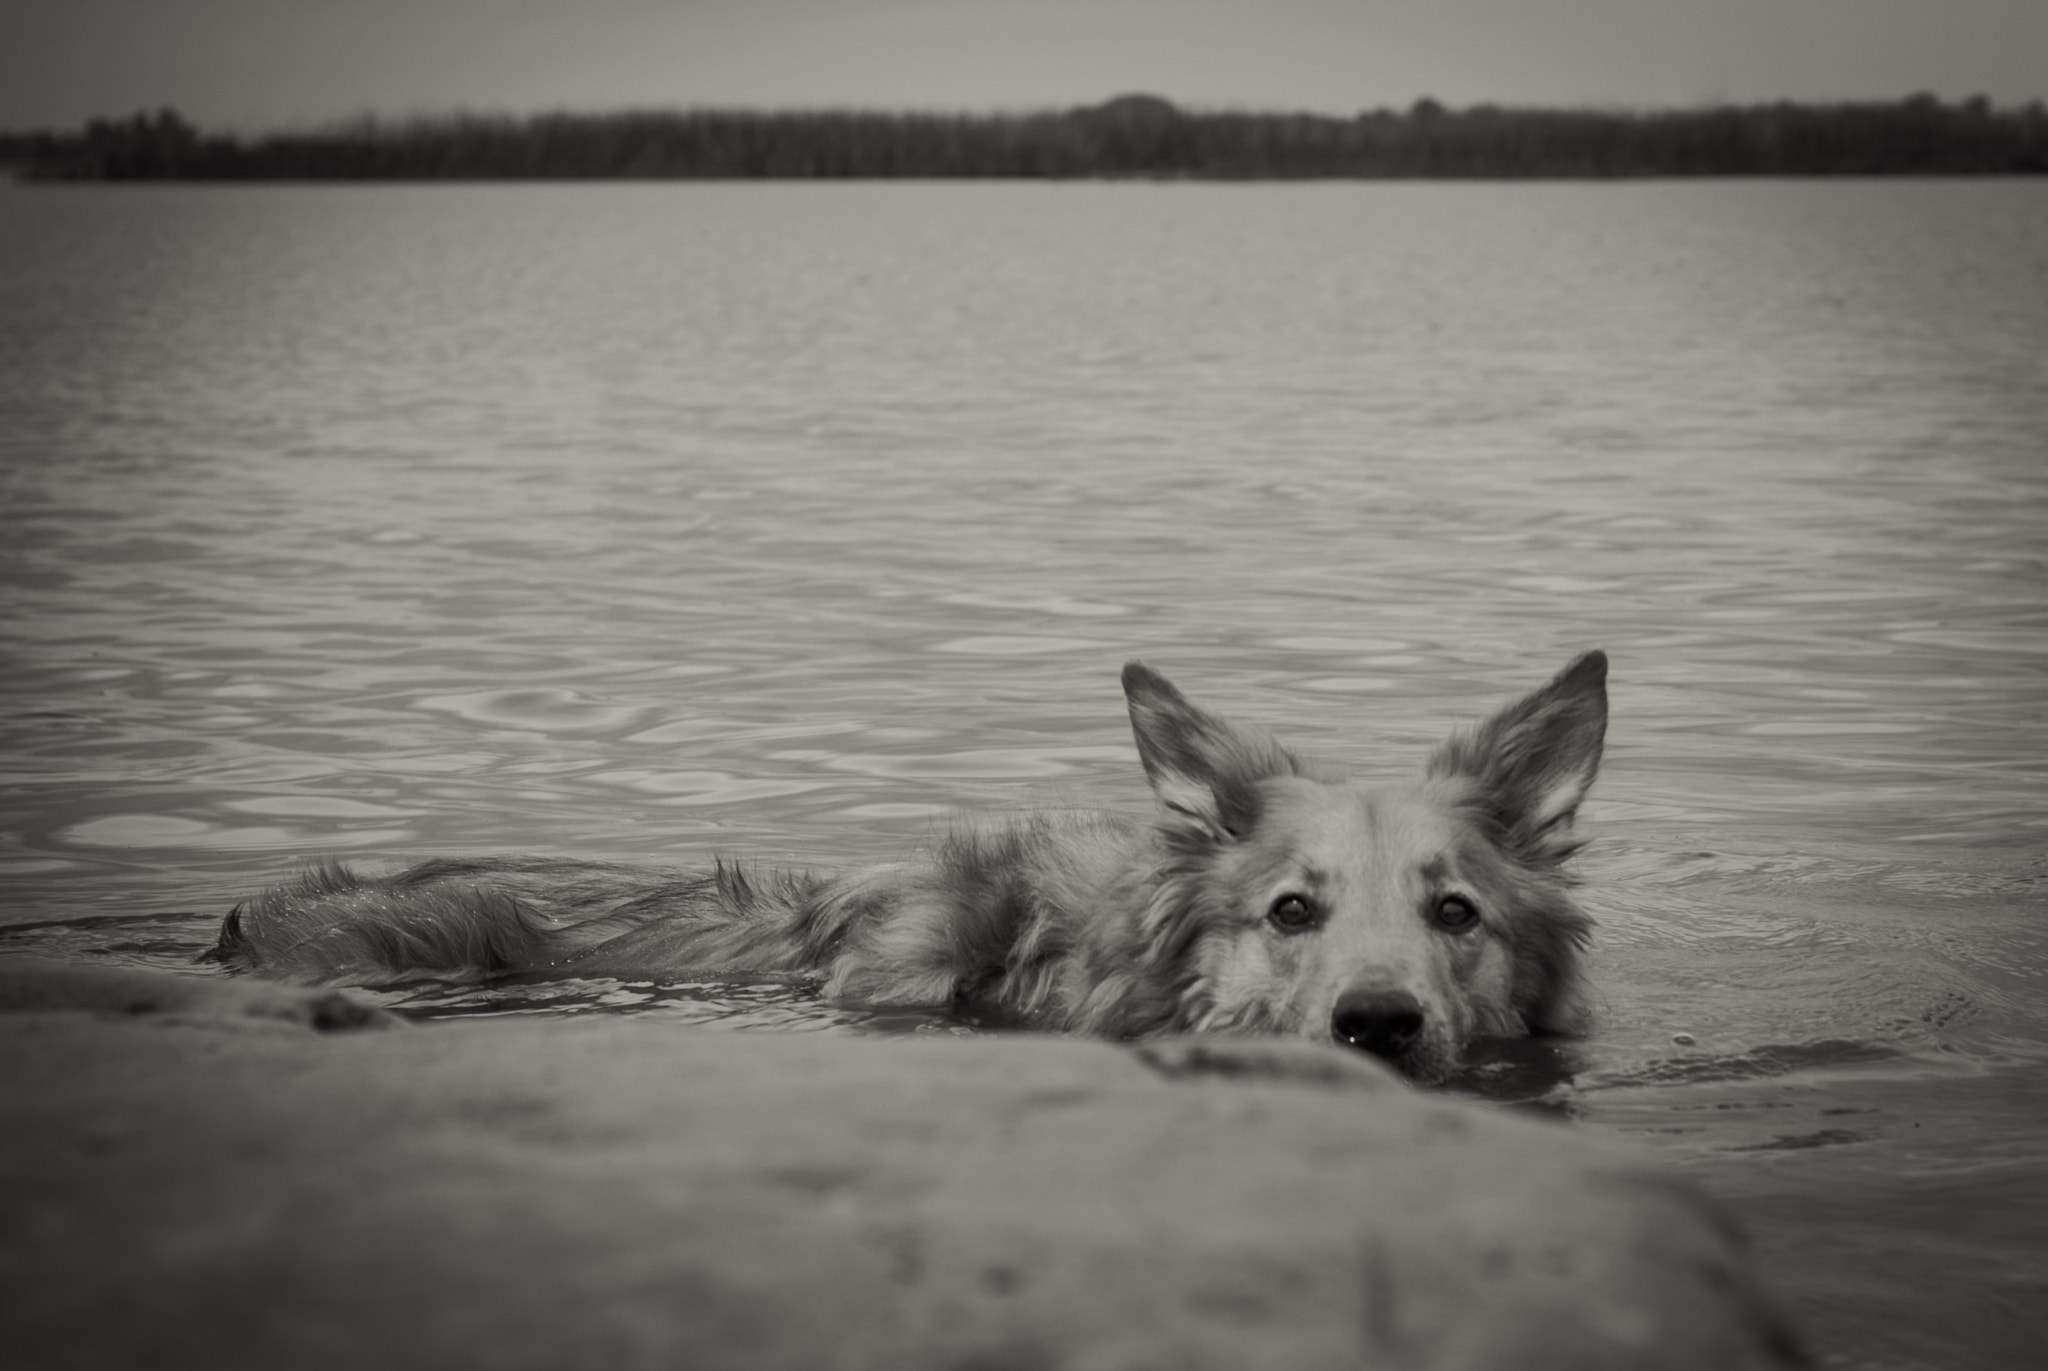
<box><xmin>210</xmin><ymin>652</ymin><xmax>1607</xmax><ymax>1081</ymax></box>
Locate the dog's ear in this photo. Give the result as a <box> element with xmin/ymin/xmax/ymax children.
<box><xmin>1429</xmin><ymin>650</ymin><xmax>1607</xmax><ymax>864</ymax></box>
<box><xmin>1123</xmin><ymin>663</ymin><xmax>1298</xmax><ymax>841</ymax></box>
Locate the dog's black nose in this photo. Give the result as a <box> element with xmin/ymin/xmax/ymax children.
<box><xmin>1330</xmin><ymin>989</ymin><xmax>1425</xmax><ymax>1061</ymax></box>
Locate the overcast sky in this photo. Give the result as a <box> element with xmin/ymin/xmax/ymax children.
<box><xmin>7</xmin><ymin>0</ymin><xmax>2045</xmax><ymax>132</ymax></box>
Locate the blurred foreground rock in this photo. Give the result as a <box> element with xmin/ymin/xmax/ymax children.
<box><xmin>0</xmin><ymin>959</ymin><xmax>1803</xmax><ymax>1370</ymax></box>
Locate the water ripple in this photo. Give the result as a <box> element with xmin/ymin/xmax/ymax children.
<box><xmin>928</xmin><ymin>635</ymin><xmax>1103</xmax><ymax>656</ymax></box>
<box><xmin>412</xmin><ymin>688</ymin><xmax>656</xmax><ymax>736</ymax></box>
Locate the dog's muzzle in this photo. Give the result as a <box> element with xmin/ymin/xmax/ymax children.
<box><xmin>1330</xmin><ymin>989</ymin><xmax>1426</xmax><ymax>1063</ymax></box>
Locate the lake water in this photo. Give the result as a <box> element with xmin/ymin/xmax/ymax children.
<box><xmin>3</xmin><ymin>178</ymin><xmax>2045</xmax><ymax>1367</ymax></box>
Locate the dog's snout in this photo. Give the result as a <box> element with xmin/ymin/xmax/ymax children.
<box><xmin>1330</xmin><ymin>989</ymin><xmax>1426</xmax><ymax>1061</ymax></box>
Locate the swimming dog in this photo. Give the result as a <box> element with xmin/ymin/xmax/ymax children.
<box><xmin>209</xmin><ymin>652</ymin><xmax>1607</xmax><ymax>1080</ymax></box>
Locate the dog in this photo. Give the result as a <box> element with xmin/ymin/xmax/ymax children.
<box><xmin>208</xmin><ymin>652</ymin><xmax>1607</xmax><ymax>1081</ymax></box>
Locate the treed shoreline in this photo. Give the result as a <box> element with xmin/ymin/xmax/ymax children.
<box><xmin>4</xmin><ymin>93</ymin><xmax>2044</xmax><ymax>180</ymax></box>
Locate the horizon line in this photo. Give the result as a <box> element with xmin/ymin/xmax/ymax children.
<box><xmin>11</xmin><ymin>89</ymin><xmax>2046</xmax><ymax>139</ymax></box>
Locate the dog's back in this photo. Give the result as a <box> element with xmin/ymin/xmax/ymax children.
<box><xmin>209</xmin><ymin>855</ymin><xmax>830</xmax><ymax>984</ymax></box>
<box><xmin>212</xmin><ymin>811</ymin><xmax>1170</xmax><ymax>1023</ymax></box>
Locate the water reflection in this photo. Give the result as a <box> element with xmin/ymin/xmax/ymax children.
<box><xmin>1443</xmin><ymin>1034</ymin><xmax>1586</xmax><ymax>1110</ymax></box>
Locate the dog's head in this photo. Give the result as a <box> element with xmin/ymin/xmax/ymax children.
<box><xmin>1123</xmin><ymin>652</ymin><xmax>1606</xmax><ymax>1082</ymax></box>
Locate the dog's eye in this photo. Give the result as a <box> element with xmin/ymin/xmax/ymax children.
<box><xmin>1433</xmin><ymin>895</ymin><xmax>1480</xmax><ymax>932</ymax></box>
<box><xmin>1267</xmin><ymin>894</ymin><xmax>1322</xmax><ymax>933</ymax></box>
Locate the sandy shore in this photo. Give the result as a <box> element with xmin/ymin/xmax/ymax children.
<box><xmin>0</xmin><ymin>959</ymin><xmax>1804</xmax><ymax>1369</ymax></box>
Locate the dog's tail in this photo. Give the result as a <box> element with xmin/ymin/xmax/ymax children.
<box><xmin>203</xmin><ymin>856</ymin><xmax>827</xmax><ymax>986</ymax></box>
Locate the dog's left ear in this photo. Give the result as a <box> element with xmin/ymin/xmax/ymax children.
<box><xmin>1123</xmin><ymin>663</ymin><xmax>1298</xmax><ymax>841</ymax></box>
<box><xmin>1430</xmin><ymin>650</ymin><xmax>1607</xmax><ymax>864</ymax></box>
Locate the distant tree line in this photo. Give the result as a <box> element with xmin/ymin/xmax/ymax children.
<box><xmin>5</xmin><ymin>94</ymin><xmax>2045</xmax><ymax>180</ymax></box>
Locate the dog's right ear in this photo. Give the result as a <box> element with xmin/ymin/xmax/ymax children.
<box><xmin>1429</xmin><ymin>650</ymin><xmax>1608</xmax><ymax>865</ymax></box>
<box><xmin>1123</xmin><ymin>664</ymin><xmax>1297</xmax><ymax>841</ymax></box>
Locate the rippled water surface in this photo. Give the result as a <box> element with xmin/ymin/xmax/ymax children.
<box><xmin>3</xmin><ymin>179</ymin><xmax>2046</xmax><ymax>1367</ymax></box>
